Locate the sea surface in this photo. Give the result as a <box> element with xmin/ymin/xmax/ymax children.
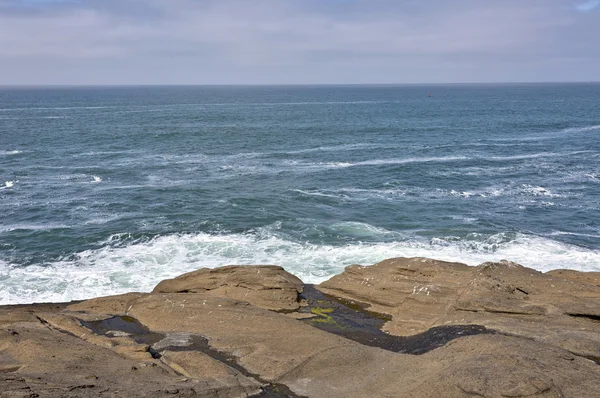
<box><xmin>1</xmin><ymin>84</ymin><xmax>599</xmax><ymax>304</ymax></box>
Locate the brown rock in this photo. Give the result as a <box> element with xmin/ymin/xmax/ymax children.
<box><xmin>0</xmin><ymin>322</ymin><xmax>205</xmax><ymax>397</ymax></box>
<box><xmin>3</xmin><ymin>261</ymin><xmax>600</xmax><ymax>397</ymax></box>
<box><xmin>127</xmin><ymin>292</ymin><xmax>356</xmax><ymax>381</ymax></box>
<box><xmin>318</xmin><ymin>257</ymin><xmax>600</xmax><ymax>359</ymax></box>
<box><xmin>547</xmin><ymin>269</ymin><xmax>600</xmax><ymax>288</ymax></box>
<box><xmin>159</xmin><ymin>351</ymin><xmax>263</xmax><ymax>396</ymax></box>
<box><xmin>67</xmin><ymin>293</ymin><xmax>148</xmax><ymax>315</ymax></box>
<box><xmin>152</xmin><ymin>265</ymin><xmax>304</xmax><ymax>311</ymax></box>
<box><xmin>279</xmin><ymin>334</ymin><xmax>600</xmax><ymax>398</ymax></box>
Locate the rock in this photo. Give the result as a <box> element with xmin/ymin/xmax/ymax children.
<box><xmin>152</xmin><ymin>265</ymin><xmax>304</xmax><ymax>311</ymax></box>
<box><xmin>317</xmin><ymin>257</ymin><xmax>600</xmax><ymax>360</ymax></box>
<box><xmin>0</xmin><ymin>322</ymin><xmax>199</xmax><ymax>397</ymax></box>
<box><xmin>417</xmin><ymin>334</ymin><xmax>600</xmax><ymax>398</ymax></box>
<box><xmin>279</xmin><ymin>334</ymin><xmax>600</xmax><ymax>398</ymax></box>
<box><xmin>2</xmin><ymin>260</ymin><xmax>600</xmax><ymax>397</ymax></box>
<box><xmin>547</xmin><ymin>269</ymin><xmax>600</xmax><ymax>288</ymax></box>
<box><xmin>159</xmin><ymin>351</ymin><xmax>263</xmax><ymax>396</ymax></box>
<box><xmin>67</xmin><ymin>293</ymin><xmax>148</xmax><ymax>315</ymax></box>
<box><xmin>126</xmin><ymin>292</ymin><xmax>356</xmax><ymax>381</ymax></box>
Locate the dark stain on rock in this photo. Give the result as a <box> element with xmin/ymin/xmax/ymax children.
<box><xmin>300</xmin><ymin>285</ymin><xmax>494</xmax><ymax>355</ymax></box>
<box><xmin>81</xmin><ymin>315</ymin><xmax>164</xmax><ymax>346</ymax></box>
<box><xmin>81</xmin><ymin>316</ymin><xmax>303</xmax><ymax>398</ymax></box>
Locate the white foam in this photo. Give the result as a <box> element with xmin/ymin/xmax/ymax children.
<box><xmin>302</xmin><ymin>156</ymin><xmax>469</xmax><ymax>171</ymax></box>
<box><xmin>92</xmin><ymin>176</ymin><xmax>102</xmax><ymax>183</ymax></box>
<box><xmin>1</xmin><ymin>230</ymin><xmax>599</xmax><ymax>305</ymax></box>
<box><xmin>0</xmin><ymin>150</ymin><xmax>22</xmax><ymax>156</ymax></box>
<box><xmin>563</xmin><ymin>124</ymin><xmax>600</xmax><ymax>134</ymax></box>
<box><xmin>0</xmin><ymin>106</ymin><xmax>115</xmax><ymax>112</ymax></box>
<box><xmin>487</xmin><ymin>151</ymin><xmax>592</xmax><ymax>161</ymax></box>
<box><xmin>520</xmin><ymin>184</ymin><xmax>559</xmax><ymax>197</ymax></box>
<box><xmin>2</xmin><ymin>181</ymin><xmax>14</xmax><ymax>189</ymax></box>
<box><xmin>0</xmin><ymin>223</ymin><xmax>70</xmax><ymax>233</ymax></box>
<box><xmin>549</xmin><ymin>231</ymin><xmax>600</xmax><ymax>239</ymax></box>
<box><xmin>283</xmin><ymin>143</ymin><xmax>384</xmax><ymax>155</ymax></box>
<box><xmin>293</xmin><ymin>184</ymin><xmax>561</xmax><ymax>202</ymax></box>
<box><xmin>293</xmin><ymin>189</ymin><xmax>340</xmax><ymax>199</ymax></box>
<box><xmin>488</xmin><ymin>152</ymin><xmax>559</xmax><ymax>161</ymax></box>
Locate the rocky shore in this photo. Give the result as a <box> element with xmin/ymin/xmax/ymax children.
<box><xmin>1</xmin><ymin>258</ymin><xmax>600</xmax><ymax>397</ymax></box>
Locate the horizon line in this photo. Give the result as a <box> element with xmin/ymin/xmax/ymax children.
<box><xmin>1</xmin><ymin>81</ymin><xmax>600</xmax><ymax>88</ymax></box>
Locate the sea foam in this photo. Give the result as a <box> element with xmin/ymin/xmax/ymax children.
<box><xmin>1</xmin><ymin>230</ymin><xmax>599</xmax><ymax>305</ymax></box>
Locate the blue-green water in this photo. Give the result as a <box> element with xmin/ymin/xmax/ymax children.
<box><xmin>1</xmin><ymin>84</ymin><xmax>599</xmax><ymax>304</ymax></box>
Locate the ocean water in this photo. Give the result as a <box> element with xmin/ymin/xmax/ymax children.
<box><xmin>1</xmin><ymin>84</ymin><xmax>599</xmax><ymax>304</ymax></box>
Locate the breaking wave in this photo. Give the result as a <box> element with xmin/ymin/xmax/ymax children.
<box><xmin>1</xmin><ymin>228</ymin><xmax>599</xmax><ymax>305</ymax></box>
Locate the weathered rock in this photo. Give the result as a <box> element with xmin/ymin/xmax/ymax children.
<box><xmin>152</xmin><ymin>265</ymin><xmax>304</xmax><ymax>311</ymax></box>
<box><xmin>416</xmin><ymin>334</ymin><xmax>600</xmax><ymax>398</ymax></box>
<box><xmin>67</xmin><ymin>293</ymin><xmax>148</xmax><ymax>316</ymax></box>
<box><xmin>159</xmin><ymin>350</ymin><xmax>263</xmax><ymax>395</ymax></box>
<box><xmin>126</xmin><ymin>292</ymin><xmax>356</xmax><ymax>381</ymax></box>
<box><xmin>279</xmin><ymin>334</ymin><xmax>600</xmax><ymax>398</ymax></box>
<box><xmin>547</xmin><ymin>269</ymin><xmax>600</xmax><ymax>288</ymax></box>
<box><xmin>317</xmin><ymin>257</ymin><xmax>600</xmax><ymax>360</ymax></box>
<box><xmin>0</xmin><ymin>322</ymin><xmax>247</xmax><ymax>397</ymax></box>
<box><xmin>2</xmin><ymin>260</ymin><xmax>600</xmax><ymax>397</ymax></box>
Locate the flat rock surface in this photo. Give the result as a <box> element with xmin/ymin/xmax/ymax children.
<box><xmin>317</xmin><ymin>257</ymin><xmax>600</xmax><ymax>360</ymax></box>
<box><xmin>2</xmin><ymin>259</ymin><xmax>600</xmax><ymax>397</ymax></box>
<box><xmin>546</xmin><ymin>269</ymin><xmax>600</xmax><ymax>288</ymax></box>
<box><xmin>152</xmin><ymin>265</ymin><xmax>304</xmax><ymax>311</ymax></box>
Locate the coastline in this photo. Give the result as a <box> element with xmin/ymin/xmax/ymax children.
<box><xmin>1</xmin><ymin>257</ymin><xmax>600</xmax><ymax>397</ymax></box>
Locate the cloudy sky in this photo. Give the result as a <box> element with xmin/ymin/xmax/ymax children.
<box><xmin>0</xmin><ymin>0</ymin><xmax>599</xmax><ymax>84</ymax></box>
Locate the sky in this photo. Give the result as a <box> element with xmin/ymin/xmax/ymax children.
<box><xmin>0</xmin><ymin>0</ymin><xmax>599</xmax><ymax>85</ymax></box>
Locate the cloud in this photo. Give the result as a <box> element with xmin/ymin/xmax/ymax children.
<box><xmin>576</xmin><ymin>0</ymin><xmax>600</xmax><ymax>11</ymax></box>
<box><xmin>0</xmin><ymin>0</ymin><xmax>598</xmax><ymax>84</ymax></box>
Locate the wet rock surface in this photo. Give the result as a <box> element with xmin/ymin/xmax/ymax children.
<box><xmin>298</xmin><ymin>285</ymin><xmax>495</xmax><ymax>354</ymax></box>
<box><xmin>1</xmin><ymin>259</ymin><xmax>600</xmax><ymax>397</ymax></box>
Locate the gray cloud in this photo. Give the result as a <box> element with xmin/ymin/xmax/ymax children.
<box><xmin>0</xmin><ymin>0</ymin><xmax>598</xmax><ymax>84</ymax></box>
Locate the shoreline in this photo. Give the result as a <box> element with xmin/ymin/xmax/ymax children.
<box><xmin>2</xmin><ymin>257</ymin><xmax>600</xmax><ymax>397</ymax></box>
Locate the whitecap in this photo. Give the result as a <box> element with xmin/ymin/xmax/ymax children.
<box><xmin>300</xmin><ymin>156</ymin><xmax>469</xmax><ymax>171</ymax></box>
<box><xmin>1</xmin><ymin>230</ymin><xmax>599</xmax><ymax>305</ymax></box>
<box><xmin>283</xmin><ymin>143</ymin><xmax>384</xmax><ymax>155</ymax></box>
<box><xmin>293</xmin><ymin>189</ymin><xmax>340</xmax><ymax>199</ymax></box>
<box><xmin>0</xmin><ymin>223</ymin><xmax>70</xmax><ymax>233</ymax></box>
<box><xmin>562</xmin><ymin>124</ymin><xmax>600</xmax><ymax>134</ymax></box>
<box><xmin>0</xmin><ymin>150</ymin><xmax>22</xmax><ymax>156</ymax></box>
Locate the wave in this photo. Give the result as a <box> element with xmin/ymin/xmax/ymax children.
<box><xmin>562</xmin><ymin>124</ymin><xmax>600</xmax><ymax>134</ymax></box>
<box><xmin>491</xmin><ymin>125</ymin><xmax>600</xmax><ymax>142</ymax></box>
<box><xmin>298</xmin><ymin>151</ymin><xmax>586</xmax><ymax>172</ymax></box>
<box><xmin>282</xmin><ymin>143</ymin><xmax>384</xmax><ymax>155</ymax></box>
<box><xmin>0</xmin><ymin>181</ymin><xmax>15</xmax><ymax>189</ymax></box>
<box><xmin>487</xmin><ymin>152</ymin><xmax>571</xmax><ymax>161</ymax></box>
<box><xmin>0</xmin><ymin>101</ymin><xmax>391</xmax><ymax>113</ymax></box>
<box><xmin>1</xmin><ymin>230</ymin><xmax>599</xmax><ymax>305</ymax></box>
<box><xmin>0</xmin><ymin>223</ymin><xmax>70</xmax><ymax>233</ymax></box>
<box><xmin>549</xmin><ymin>231</ymin><xmax>600</xmax><ymax>239</ymax></box>
<box><xmin>293</xmin><ymin>183</ymin><xmax>562</xmax><ymax>202</ymax></box>
<box><xmin>0</xmin><ymin>150</ymin><xmax>23</xmax><ymax>156</ymax></box>
<box><xmin>0</xmin><ymin>106</ymin><xmax>115</xmax><ymax>112</ymax></box>
<box><xmin>301</xmin><ymin>156</ymin><xmax>469</xmax><ymax>171</ymax></box>
<box><xmin>450</xmin><ymin>184</ymin><xmax>561</xmax><ymax>199</ymax></box>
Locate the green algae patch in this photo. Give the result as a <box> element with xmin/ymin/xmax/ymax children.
<box><xmin>310</xmin><ymin>307</ymin><xmax>344</xmax><ymax>327</ymax></box>
<box><xmin>311</xmin><ymin>307</ymin><xmax>334</xmax><ymax>316</ymax></box>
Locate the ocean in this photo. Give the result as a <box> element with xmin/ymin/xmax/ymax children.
<box><xmin>1</xmin><ymin>84</ymin><xmax>599</xmax><ymax>304</ymax></box>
